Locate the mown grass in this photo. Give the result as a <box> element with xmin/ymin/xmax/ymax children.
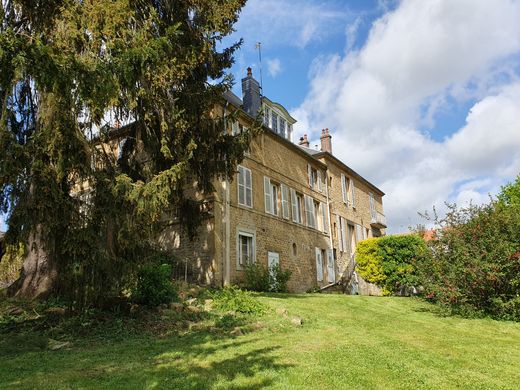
<box><xmin>1</xmin><ymin>294</ymin><xmax>519</xmax><ymax>389</ymax></box>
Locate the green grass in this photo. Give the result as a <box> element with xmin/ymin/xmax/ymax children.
<box><xmin>1</xmin><ymin>294</ymin><xmax>519</xmax><ymax>389</ymax></box>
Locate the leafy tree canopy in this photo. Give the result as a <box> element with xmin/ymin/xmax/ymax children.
<box><xmin>0</xmin><ymin>0</ymin><xmax>251</xmax><ymax>307</ymax></box>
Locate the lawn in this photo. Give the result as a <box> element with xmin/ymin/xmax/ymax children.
<box><xmin>1</xmin><ymin>294</ymin><xmax>519</xmax><ymax>389</ymax></box>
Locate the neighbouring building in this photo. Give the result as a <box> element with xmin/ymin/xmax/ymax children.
<box><xmin>161</xmin><ymin>68</ymin><xmax>387</xmax><ymax>292</ymax></box>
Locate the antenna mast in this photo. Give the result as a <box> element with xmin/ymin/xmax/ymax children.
<box><xmin>255</xmin><ymin>42</ymin><xmax>263</xmax><ymax>96</ymax></box>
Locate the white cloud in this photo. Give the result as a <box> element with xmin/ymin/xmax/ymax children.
<box><xmin>267</xmin><ymin>58</ymin><xmax>282</xmax><ymax>77</ymax></box>
<box><xmin>293</xmin><ymin>0</ymin><xmax>520</xmax><ymax>233</ymax></box>
<box><xmin>232</xmin><ymin>0</ymin><xmax>351</xmax><ymax>49</ymax></box>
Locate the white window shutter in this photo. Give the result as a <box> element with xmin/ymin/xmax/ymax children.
<box><xmin>327</xmin><ymin>249</ymin><xmax>335</xmax><ymax>283</ymax></box>
<box><xmin>350</xmin><ymin>179</ymin><xmax>356</xmax><ymax>208</ymax></box>
<box><xmin>245</xmin><ymin>169</ymin><xmax>252</xmax><ymax>207</ymax></box>
<box><xmin>341</xmin><ymin>218</ymin><xmax>348</xmax><ymax>256</ymax></box>
<box><xmin>308</xmin><ymin>164</ymin><xmax>312</xmax><ymax>187</ymax></box>
<box><xmin>291</xmin><ymin>188</ymin><xmax>298</xmax><ymax>222</ymax></box>
<box><xmin>356</xmin><ymin>224</ymin><xmax>363</xmax><ymax>242</ymax></box>
<box><xmin>264</xmin><ymin>177</ymin><xmax>272</xmax><ymax>214</ymax></box>
<box><xmin>336</xmin><ymin>215</ymin><xmax>342</xmax><ymax>252</ymax></box>
<box><xmin>281</xmin><ymin>184</ymin><xmax>290</xmax><ymax>219</ymax></box>
<box><xmin>315</xmin><ymin>247</ymin><xmax>323</xmax><ymax>282</ymax></box>
<box><xmin>322</xmin><ymin>203</ymin><xmax>328</xmax><ymax>233</ymax></box>
<box><xmin>317</xmin><ymin>170</ymin><xmax>322</xmax><ymax>192</ymax></box>
<box><xmin>341</xmin><ymin>174</ymin><xmax>347</xmax><ymax>203</ymax></box>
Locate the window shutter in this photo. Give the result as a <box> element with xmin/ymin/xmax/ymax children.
<box><xmin>264</xmin><ymin>177</ymin><xmax>272</xmax><ymax>214</ymax></box>
<box><xmin>315</xmin><ymin>247</ymin><xmax>323</xmax><ymax>282</ymax></box>
<box><xmin>350</xmin><ymin>179</ymin><xmax>356</xmax><ymax>208</ymax></box>
<box><xmin>317</xmin><ymin>170</ymin><xmax>322</xmax><ymax>192</ymax></box>
<box><xmin>245</xmin><ymin>169</ymin><xmax>252</xmax><ymax>207</ymax></box>
<box><xmin>356</xmin><ymin>224</ymin><xmax>363</xmax><ymax>243</ymax></box>
<box><xmin>341</xmin><ymin>218</ymin><xmax>348</xmax><ymax>256</ymax></box>
<box><xmin>336</xmin><ymin>215</ymin><xmax>343</xmax><ymax>252</ymax></box>
<box><xmin>341</xmin><ymin>174</ymin><xmax>347</xmax><ymax>203</ymax></box>
<box><xmin>232</xmin><ymin>121</ymin><xmax>240</xmax><ymax>135</ymax></box>
<box><xmin>291</xmin><ymin>188</ymin><xmax>298</xmax><ymax>222</ymax></box>
<box><xmin>281</xmin><ymin>184</ymin><xmax>290</xmax><ymax>219</ymax></box>
<box><xmin>308</xmin><ymin>164</ymin><xmax>312</xmax><ymax>187</ymax></box>
<box><xmin>321</xmin><ymin>203</ymin><xmax>328</xmax><ymax>233</ymax></box>
<box><xmin>327</xmin><ymin>249</ymin><xmax>335</xmax><ymax>283</ymax></box>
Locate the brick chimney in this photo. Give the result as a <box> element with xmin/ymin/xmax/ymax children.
<box><xmin>320</xmin><ymin>128</ymin><xmax>332</xmax><ymax>153</ymax></box>
<box><xmin>241</xmin><ymin>67</ymin><xmax>261</xmax><ymax>117</ymax></box>
<box><xmin>298</xmin><ymin>134</ymin><xmax>310</xmax><ymax>148</ymax></box>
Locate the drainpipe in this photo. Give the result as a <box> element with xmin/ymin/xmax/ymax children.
<box><xmin>325</xmin><ymin>169</ymin><xmax>336</xmax><ymax>283</ymax></box>
<box><xmin>222</xmin><ymin>101</ymin><xmax>231</xmax><ymax>286</ymax></box>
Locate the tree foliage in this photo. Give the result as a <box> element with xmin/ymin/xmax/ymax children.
<box><xmin>418</xmin><ymin>191</ymin><xmax>520</xmax><ymax>320</ymax></box>
<box><xmin>0</xmin><ymin>0</ymin><xmax>251</xmax><ymax>308</ymax></box>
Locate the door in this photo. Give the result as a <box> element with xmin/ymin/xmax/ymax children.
<box><xmin>268</xmin><ymin>251</ymin><xmax>280</xmax><ymax>288</ymax></box>
<box><xmin>315</xmin><ymin>247</ymin><xmax>323</xmax><ymax>282</ymax></box>
<box><xmin>326</xmin><ymin>249</ymin><xmax>335</xmax><ymax>283</ymax></box>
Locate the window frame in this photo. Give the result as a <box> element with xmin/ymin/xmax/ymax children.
<box><xmin>237</xmin><ymin>230</ymin><xmax>256</xmax><ymax>269</ymax></box>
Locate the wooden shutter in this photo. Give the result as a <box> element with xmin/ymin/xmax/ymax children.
<box><xmin>356</xmin><ymin>224</ymin><xmax>363</xmax><ymax>243</ymax></box>
<box><xmin>336</xmin><ymin>215</ymin><xmax>343</xmax><ymax>252</ymax></box>
<box><xmin>317</xmin><ymin>170</ymin><xmax>322</xmax><ymax>191</ymax></box>
<box><xmin>291</xmin><ymin>188</ymin><xmax>298</xmax><ymax>222</ymax></box>
<box><xmin>341</xmin><ymin>174</ymin><xmax>347</xmax><ymax>203</ymax></box>
<box><xmin>327</xmin><ymin>249</ymin><xmax>335</xmax><ymax>283</ymax></box>
<box><xmin>341</xmin><ymin>218</ymin><xmax>348</xmax><ymax>256</ymax></box>
<box><xmin>322</xmin><ymin>203</ymin><xmax>328</xmax><ymax>233</ymax></box>
<box><xmin>350</xmin><ymin>178</ymin><xmax>356</xmax><ymax>208</ymax></box>
<box><xmin>264</xmin><ymin>177</ymin><xmax>272</xmax><ymax>214</ymax></box>
<box><xmin>308</xmin><ymin>164</ymin><xmax>312</xmax><ymax>187</ymax></box>
<box><xmin>281</xmin><ymin>184</ymin><xmax>290</xmax><ymax>219</ymax></box>
<box><xmin>315</xmin><ymin>247</ymin><xmax>323</xmax><ymax>282</ymax></box>
<box><xmin>245</xmin><ymin>168</ymin><xmax>252</xmax><ymax>207</ymax></box>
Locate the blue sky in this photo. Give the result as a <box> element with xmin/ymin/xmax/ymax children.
<box><xmin>225</xmin><ymin>0</ymin><xmax>520</xmax><ymax>233</ymax></box>
<box><xmin>2</xmin><ymin>0</ymin><xmax>520</xmax><ymax>234</ymax></box>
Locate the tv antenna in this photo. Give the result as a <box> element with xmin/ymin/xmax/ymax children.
<box><xmin>255</xmin><ymin>42</ymin><xmax>263</xmax><ymax>96</ymax></box>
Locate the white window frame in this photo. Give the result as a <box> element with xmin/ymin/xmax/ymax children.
<box><xmin>237</xmin><ymin>230</ymin><xmax>256</xmax><ymax>269</ymax></box>
<box><xmin>237</xmin><ymin>165</ymin><xmax>252</xmax><ymax>208</ymax></box>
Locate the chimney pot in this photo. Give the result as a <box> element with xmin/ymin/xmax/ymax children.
<box><xmin>247</xmin><ymin>67</ymin><xmax>252</xmax><ymax>77</ymax></box>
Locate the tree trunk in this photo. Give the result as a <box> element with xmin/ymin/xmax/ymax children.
<box><xmin>8</xmin><ymin>225</ymin><xmax>57</xmax><ymax>299</ymax></box>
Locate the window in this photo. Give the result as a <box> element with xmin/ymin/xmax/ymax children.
<box><xmin>271</xmin><ymin>111</ymin><xmax>278</xmax><ymax>133</ymax></box>
<box><xmin>237</xmin><ymin>165</ymin><xmax>252</xmax><ymax>207</ymax></box>
<box><xmin>317</xmin><ymin>170</ymin><xmax>323</xmax><ymax>192</ymax></box>
<box><xmin>237</xmin><ymin>231</ymin><xmax>255</xmax><ymax>268</ymax></box>
<box><xmin>279</xmin><ymin>117</ymin><xmax>286</xmax><ymax>137</ymax></box>
<box><xmin>291</xmin><ymin>189</ymin><xmax>303</xmax><ymax>224</ymax></box>
<box><xmin>232</xmin><ymin>121</ymin><xmax>248</xmax><ymax>136</ymax></box>
<box><xmin>304</xmin><ymin>195</ymin><xmax>316</xmax><ymax>228</ymax></box>
<box><xmin>264</xmin><ymin>177</ymin><xmax>280</xmax><ymax>216</ymax></box>
<box><xmin>264</xmin><ymin>107</ymin><xmax>271</xmax><ymax>127</ymax></box>
<box><xmin>281</xmin><ymin>184</ymin><xmax>290</xmax><ymax>219</ymax></box>
<box><xmin>308</xmin><ymin>164</ymin><xmax>319</xmax><ymax>189</ymax></box>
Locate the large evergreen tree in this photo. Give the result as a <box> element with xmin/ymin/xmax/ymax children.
<box><xmin>0</xmin><ymin>0</ymin><xmax>251</xmax><ymax>307</ymax></box>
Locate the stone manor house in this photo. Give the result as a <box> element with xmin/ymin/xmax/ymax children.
<box><xmin>159</xmin><ymin>68</ymin><xmax>387</xmax><ymax>292</ymax></box>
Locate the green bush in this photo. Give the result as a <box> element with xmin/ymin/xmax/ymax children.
<box><xmin>132</xmin><ymin>263</ymin><xmax>178</xmax><ymax>306</ymax></box>
<box><xmin>244</xmin><ymin>263</ymin><xmax>291</xmax><ymax>292</ymax></box>
<box><xmin>416</xmin><ymin>200</ymin><xmax>520</xmax><ymax>320</ymax></box>
<box><xmin>355</xmin><ymin>235</ymin><xmax>427</xmax><ymax>295</ymax></box>
<box><xmin>210</xmin><ymin>285</ymin><xmax>266</xmax><ymax>315</ymax></box>
<box><xmin>355</xmin><ymin>238</ymin><xmax>385</xmax><ymax>285</ymax></box>
<box><xmin>0</xmin><ymin>242</ymin><xmax>25</xmax><ymax>285</ymax></box>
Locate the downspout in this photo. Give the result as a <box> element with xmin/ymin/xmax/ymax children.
<box><xmin>325</xmin><ymin>168</ymin><xmax>337</xmax><ymax>285</ymax></box>
<box><xmin>222</xmin><ymin>101</ymin><xmax>231</xmax><ymax>286</ymax></box>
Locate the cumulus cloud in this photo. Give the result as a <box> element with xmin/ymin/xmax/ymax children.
<box><xmin>293</xmin><ymin>0</ymin><xmax>520</xmax><ymax>232</ymax></box>
<box><xmin>267</xmin><ymin>58</ymin><xmax>282</xmax><ymax>77</ymax></box>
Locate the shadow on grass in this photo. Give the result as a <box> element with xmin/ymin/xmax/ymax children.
<box><xmin>1</xmin><ymin>331</ymin><xmax>291</xmax><ymax>389</ymax></box>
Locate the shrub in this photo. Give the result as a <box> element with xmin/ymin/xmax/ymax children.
<box><xmin>210</xmin><ymin>285</ymin><xmax>266</xmax><ymax>315</ymax></box>
<box><xmin>355</xmin><ymin>235</ymin><xmax>427</xmax><ymax>295</ymax></box>
<box><xmin>416</xmin><ymin>201</ymin><xmax>520</xmax><ymax>320</ymax></box>
<box><xmin>244</xmin><ymin>263</ymin><xmax>292</xmax><ymax>292</ymax></box>
<box><xmin>132</xmin><ymin>263</ymin><xmax>178</xmax><ymax>306</ymax></box>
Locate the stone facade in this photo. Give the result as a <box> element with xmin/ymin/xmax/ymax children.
<box><xmin>158</xmin><ymin>70</ymin><xmax>387</xmax><ymax>292</ymax></box>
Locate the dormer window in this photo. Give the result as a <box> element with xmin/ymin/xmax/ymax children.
<box><xmin>271</xmin><ymin>111</ymin><xmax>278</xmax><ymax>133</ymax></box>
